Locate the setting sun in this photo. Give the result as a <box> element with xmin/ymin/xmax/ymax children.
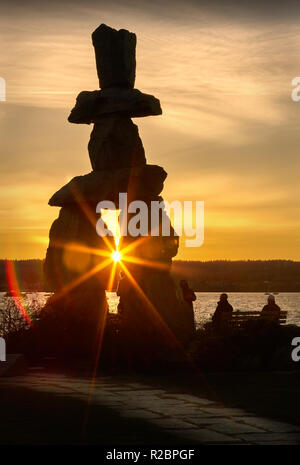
<box><xmin>112</xmin><ymin>250</ymin><xmax>121</xmax><ymax>262</ymax></box>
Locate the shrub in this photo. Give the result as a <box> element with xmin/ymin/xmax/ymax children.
<box><xmin>188</xmin><ymin>322</ymin><xmax>300</xmax><ymax>371</ymax></box>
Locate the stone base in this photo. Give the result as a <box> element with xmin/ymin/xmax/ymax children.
<box><xmin>36</xmin><ymin>282</ymin><xmax>108</xmax><ymax>359</ymax></box>
<box><xmin>101</xmin><ymin>270</ymin><xmax>196</xmax><ymax>370</ymax></box>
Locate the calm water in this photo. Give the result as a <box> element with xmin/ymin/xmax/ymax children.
<box><xmin>106</xmin><ymin>291</ymin><xmax>300</xmax><ymax>327</ymax></box>
<box><xmin>1</xmin><ymin>292</ymin><xmax>300</xmax><ymax>328</ymax></box>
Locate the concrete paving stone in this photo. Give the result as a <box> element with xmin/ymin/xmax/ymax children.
<box><xmin>122</xmin><ymin>383</ymin><xmax>157</xmax><ymax>390</ymax></box>
<box><xmin>86</xmin><ymin>396</ymin><xmax>122</xmax><ymax>404</ymax></box>
<box><xmin>132</xmin><ymin>400</ymin><xmax>188</xmax><ymax>410</ymax></box>
<box><xmin>98</xmin><ymin>404</ymin><xmax>126</xmax><ymax>410</ymax></box>
<box><xmin>122</xmin><ymin>403</ymin><xmax>156</xmax><ymax>412</ymax></box>
<box><xmin>25</xmin><ymin>385</ymin><xmax>72</xmax><ymax>393</ymax></box>
<box><xmin>90</xmin><ymin>398</ymin><xmax>125</xmax><ymax>407</ymax></box>
<box><xmin>94</xmin><ymin>384</ymin><xmax>124</xmax><ymax>390</ymax></box>
<box><xmin>95</xmin><ymin>378</ymin><xmax>137</xmax><ymax>391</ymax></box>
<box><xmin>116</xmin><ymin>397</ymin><xmax>159</xmax><ymax>406</ymax></box>
<box><xmin>116</xmin><ymin>393</ymin><xmax>164</xmax><ymax>401</ymax></box>
<box><xmin>152</xmin><ymin>399</ymin><xmax>192</xmax><ymax>406</ymax></box>
<box><xmin>159</xmin><ymin>399</ymin><xmax>213</xmax><ymax>406</ymax></box>
<box><xmin>238</xmin><ymin>432</ymin><xmax>300</xmax><ymax>444</ymax></box>
<box><xmin>123</xmin><ymin>398</ymin><xmax>176</xmax><ymax>408</ymax></box>
<box><xmin>122</xmin><ymin>398</ymin><xmax>191</xmax><ymax>410</ymax></box>
<box><xmin>91</xmin><ymin>384</ymin><xmax>120</xmax><ymax>390</ymax></box>
<box><xmin>117</xmin><ymin>390</ymin><xmax>167</xmax><ymax>398</ymax></box>
<box><xmin>163</xmin><ymin>394</ymin><xmax>216</xmax><ymax>406</ymax></box>
<box><xmin>64</xmin><ymin>378</ymin><xmax>93</xmax><ymax>384</ymax></box>
<box><xmin>120</xmin><ymin>394</ymin><xmax>161</xmax><ymax>402</ymax></box>
<box><xmin>64</xmin><ymin>380</ymin><xmax>92</xmax><ymax>385</ymax></box>
<box><xmin>149</xmin><ymin>418</ymin><xmax>199</xmax><ymax>430</ymax></box>
<box><xmin>239</xmin><ymin>417</ymin><xmax>300</xmax><ymax>433</ymax></box>
<box><xmin>73</xmin><ymin>385</ymin><xmax>117</xmax><ymax>394</ymax></box>
<box><xmin>90</xmin><ymin>393</ymin><xmax>124</xmax><ymax>401</ymax></box>
<box><xmin>119</xmin><ymin>410</ymin><xmax>162</xmax><ymax>420</ymax></box>
<box><xmin>172</xmin><ymin>404</ymin><xmax>206</xmax><ymax>413</ymax></box>
<box><xmin>251</xmin><ymin>440</ymin><xmax>300</xmax><ymax>445</ymax></box>
<box><xmin>176</xmin><ymin>428</ymin><xmax>243</xmax><ymax>444</ymax></box>
<box><xmin>61</xmin><ymin>393</ymin><xmax>89</xmax><ymax>400</ymax></box>
<box><xmin>22</xmin><ymin>381</ymin><xmax>66</xmax><ymax>389</ymax></box>
<box><xmin>181</xmin><ymin>417</ymin><xmax>221</xmax><ymax>426</ymax></box>
<box><xmin>151</xmin><ymin>407</ymin><xmax>203</xmax><ymax>417</ymax></box>
<box><xmin>182</xmin><ymin>410</ymin><xmax>226</xmax><ymax>418</ymax></box>
<box><xmin>199</xmin><ymin>407</ymin><xmax>248</xmax><ymax>417</ymax></box>
<box><xmin>33</xmin><ymin>375</ymin><xmax>68</xmax><ymax>381</ymax></box>
<box><xmin>209</xmin><ymin>419</ymin><xmax>263</xmax><ymax>434</ymax></box>
<box><xmin>95</xmin><ymin>390</ymin><xmax>122</xmax><ymax>396</ymax></box>
<box><xmin>101</xmin><ymin>387</ymin><xmax>127</xmax><ymax>392</ymax></box>
<box><xmin>48</xmin><ymin>381</ymin><xmax>80</xmax><ymax>387</ymax></box>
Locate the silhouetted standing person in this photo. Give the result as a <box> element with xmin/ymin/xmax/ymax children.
<box><xmin>260</xmin><ymin>295</ymin><xmax>280</xmax><ymax>323</ymax></box>
<box><xmin>116</xmin><ymin>270</ymin><xmax>126</xmax><ymax>315</ymax></box>
<box><xmin>212</xmin><ymin>293</ymin><xmax>233</xmax><ymax>330</ymax></box>
<box><xmin>180</xmin><ymin>280</ymin><xmax>196</xmax><ymax>308</ymax></box>
<box><xmin>179</xmin><ymin>279</ymin><xmax>196</xmax><ymax>338</ymax></box>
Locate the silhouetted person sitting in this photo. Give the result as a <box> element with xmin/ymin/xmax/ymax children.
<box><xmin>212</xmin><ymin>293</ymin><xmax>233</xmax><ymax>330</ymax></box>
<box><xmin>260</xmin><ymin>295</ymin><xmax>280</xmax><ymax>323</ymax></box>
<box><xmin>180</xmin><ymin>279</ymin><xmax>196</xmax><ymax>308</ymax></box>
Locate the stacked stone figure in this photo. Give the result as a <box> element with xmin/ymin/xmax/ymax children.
<box><xmin>43</xmin><ymin>24</ymin><xmax>195</xmax><ymax>364</ymax></box>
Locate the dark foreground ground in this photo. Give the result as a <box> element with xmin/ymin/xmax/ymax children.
<box><xmin>0</xmin><ymin>362</ymin><xmax>300</xmax><ymax>445</ymax></box>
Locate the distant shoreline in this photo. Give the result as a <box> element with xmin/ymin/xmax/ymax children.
<box><xmin>0</xmin><ymin>259</ymin><xmax>299</xmax><ymax>293</ymax></box>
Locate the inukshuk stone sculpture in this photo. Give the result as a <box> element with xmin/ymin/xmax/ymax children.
<box><xmin>43</xmin><ymin>24</ymin><xmax>195</xmax><ymax>363</ymax></box>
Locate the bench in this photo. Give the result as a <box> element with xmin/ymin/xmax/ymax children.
<box><xmin>226</xmin><ymin>310</ymin><xmax>288</xmax><ymax>328</ymax></box>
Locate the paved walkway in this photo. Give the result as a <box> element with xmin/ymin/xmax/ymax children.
<box><xmin>1</xmin><ymin>371</ymin><xmax>300</xmax><ymax>444</ymax></box>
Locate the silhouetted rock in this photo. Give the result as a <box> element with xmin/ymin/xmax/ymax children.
<box><xmin>43</xmin><ymin>23</ymin><xmax>197</xmax><ymax>367</ymax></box>
<box><xmin>48</xmin><ymin>165</ymin><xmax>167</xmax><ymax>207</ymax></box>
<box><xmin>92</xmin><ymin>24</ymin><xmax>136</xmax><ymax>89</ymax></box>
<box><xmin>88</xmin><ymin>116</ymin><xmax>146</xmax><ymax>170</ymax></box>
<box><xmin>68</xmin><ymin>88</ymin><xmax>162</xmax><ymax>123</ymax></box>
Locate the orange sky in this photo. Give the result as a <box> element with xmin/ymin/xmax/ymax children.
<box><xmin>0</xmin><ymin>0</ymin><xmax>300</xmax><ymax>260</ymax></box>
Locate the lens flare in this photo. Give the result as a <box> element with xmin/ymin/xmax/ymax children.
<box><xmin>112</xmin><ymin>250</ymin><xmax>121</xmax><ymax>262</ymax></box>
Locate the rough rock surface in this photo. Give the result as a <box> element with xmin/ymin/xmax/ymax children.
<box><xmin>88</xmin><ymin>116</ymin><xmax>146</xmax><ymax>170</ymax></box>
<box><xmin>68</xmin><ymin>88</ymin><xmax>162</xmax><ymax>123</ymax></box>
<box><xmin>92</xmin><ymin>24</ymin><xmax>136</xmax><ymax>89</ymax></box>
<box><xmin>44</xmin><ymin>206</ymin><xmax>114</xmax><ymax>291</ymax></box>
<box><xmin>48</xmin><ymin>165</ymin><xmax>167</xmax><ymax>207</ymax></box>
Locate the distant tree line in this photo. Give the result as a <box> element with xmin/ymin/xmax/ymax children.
<box><xmin>172</xmin><ymin>260</ymin><xmax>300</xmax><ymax>292</ymax></box>
<box><xmin>0</xmin><ymin>259</ymin><xmax>299</xmax><ymax>292</ymax></box>
<box><xmin>0</xmin><ymin>260</ymin><xmax>45</xmax><ymax>292</ymax></box>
